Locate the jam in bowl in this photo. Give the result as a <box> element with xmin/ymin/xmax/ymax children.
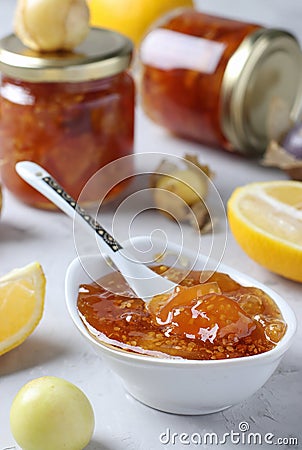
<box><xmin>65</xmin><ymin>237</ymin><xmax>296</xmax><ymax>415</ymax></box>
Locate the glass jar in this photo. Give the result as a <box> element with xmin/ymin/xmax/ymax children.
<box><xmin>0</xmin><ymin>28</ymin><xmax>135</xmax><ymax>208</ymax></box>
<box><xmin>139</xmin><ymin>9</ymin><xmax>302</xmax><ymax>155</ymax></box>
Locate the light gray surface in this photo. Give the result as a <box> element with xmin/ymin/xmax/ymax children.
<box><xmin>0</xmin><ymin>1</ymin><xmax>301</xmax><ymax>449</ymax></box>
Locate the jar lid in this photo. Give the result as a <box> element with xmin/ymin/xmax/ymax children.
<box><xmin>0</xmin><ymin>27</ymin><xmax>133</xmax><ymax>82</ymax></box>
<box><xmin>221</xmin><ymin>29</ymin><xmax>302</xmax><ymax>155</ymax></box>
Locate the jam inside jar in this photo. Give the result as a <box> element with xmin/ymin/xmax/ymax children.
<box><xmin>0</xmin><ymin>28</ymin><xmax>135</xmax><ymax>208</ymax></box>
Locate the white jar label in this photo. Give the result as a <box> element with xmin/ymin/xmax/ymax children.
<box><xmin>140</xmin><ymin>29</ymin><xmax>226</xmax><ymax>74</ymax></box>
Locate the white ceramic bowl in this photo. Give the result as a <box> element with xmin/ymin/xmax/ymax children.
<box><xmin>65</xmin><ymin>237</ymin><xmax>296</xmax><ymax>415</ymax></box>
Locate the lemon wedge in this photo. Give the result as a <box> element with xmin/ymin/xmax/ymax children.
<box><xmin>0</xmin><ymin>262</ymin><xmax>46</xmax><ymax>356</ymax></box>
<box><xmin>227</xmin><ymin>181</ymin><xmax>302</xmax><ymax>282</ymax></box>
<box><xmin>0</xmin><ymin>184</ymin><xmax>2</xmax><ymax>215</ymax></box>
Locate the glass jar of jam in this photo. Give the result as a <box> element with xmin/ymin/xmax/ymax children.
<box><xmin>139</xmin><ymin>9</ymin><xmax>302</xmax><ymax>155</ymax></box>
<box><xmin>0</xmin><ymin>28</ymin><xmax>135</xmax><ymax>208</ymax></box>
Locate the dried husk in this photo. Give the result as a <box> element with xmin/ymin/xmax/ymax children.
<box><xmin>151</xmin><ymin>154</ymin><xmax>213</xmax><ymax>232</ymax></box>
<box><xmin>189</xmin><ymin>201</ymin><xmax>212</xmax><ymax>234</ymax></box>
<box><xmin>262</xmin><ymin>96</ymin><xmax>302</xmax><ymax>180</ymax></box>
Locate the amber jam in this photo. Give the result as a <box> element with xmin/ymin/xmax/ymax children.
<box><xmin>0</xmin><ymin>74</ymin><xmax>134</xmax><ymax>208</ymax></box>
<box><xmin>77</xmin><ymin>265</ymin><xmax>286</xmax><ymax>360</ymax></box>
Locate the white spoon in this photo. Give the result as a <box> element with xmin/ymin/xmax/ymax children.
<box><xmin>16</xmin><ymin>161</ymin><xmax>177</xmax><ymax>302</ymax></box>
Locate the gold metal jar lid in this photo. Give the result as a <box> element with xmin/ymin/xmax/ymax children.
<box><xmin>221</xmin><ymin>28</ymin><xmax>302</xmax><ymax>155</ymax></box>
<box><xmin>0</xmin><ymin>27</ymin><xmax>133</xmax><ymax>82</ymax></box>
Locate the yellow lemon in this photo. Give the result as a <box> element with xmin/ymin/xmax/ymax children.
<box><xmin>0</xmin><ymin>262</ymin><xmax>46</xmax><ymax>356</ymax></box>
<box><xmin>227</xmin><ymin>181</ymin><xmax>302</xmax><ymax>283</ymax></box>
<box><xmin>88</xmin><ymin>0</ymin><xmax>194</xmax><ymax>45</ymax></box>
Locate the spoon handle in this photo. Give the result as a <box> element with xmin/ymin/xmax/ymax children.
<box><xmin>15</xmin><ymin>161</ymin><xmax>122</xmax><ymax>253</ymax></box>
<box><xmin>16</xmin><ymin>161</ymin><xmax>177</xmax><ymax>299</ymax></box>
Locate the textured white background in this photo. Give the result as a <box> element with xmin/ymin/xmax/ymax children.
<box><xmin>0</xmin><ymin>1</ymin><xmax>301</xmax><ymax>449</ymax></box>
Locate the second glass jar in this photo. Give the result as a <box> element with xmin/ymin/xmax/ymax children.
<box><xmin>139</xmin><ymin>9</ymin><xmax>302</xmax><ymax>155</ymax></box>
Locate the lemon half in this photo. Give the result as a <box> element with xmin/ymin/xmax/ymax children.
<box><xmin>0</xmin><ymin>262</ymin><xmax>46</xmax><ymax>356</ymax></box>
<box><xmin>227</xmin><ymin>181</ymin><xmax>302</xmax><ymax>282</ymax></box>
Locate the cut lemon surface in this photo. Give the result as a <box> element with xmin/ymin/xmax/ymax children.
<box><xmin>0</xmin><ymin>262</ymin><xmax>46</xmax><ymax>356</ymax></box>
<box><xmin>88</xmin><ymin>0</ymin><xmax>193</xmax><ymax>45</ymax></box>
<box><xmin>227</xmin><ymin>181</ymin><xmax>302</xmax><ymax>282</ymax></box>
